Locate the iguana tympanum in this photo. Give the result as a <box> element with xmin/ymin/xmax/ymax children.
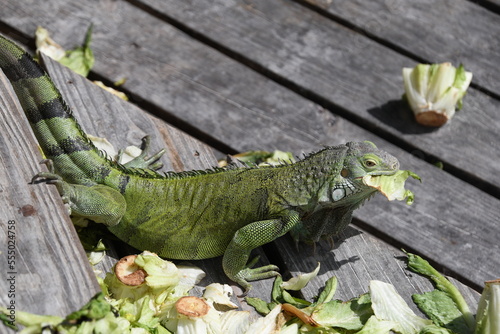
<box><xmin>0</xmin><ymin>36</ymin><xmax>401</xmax><ymax>292</ymax></box>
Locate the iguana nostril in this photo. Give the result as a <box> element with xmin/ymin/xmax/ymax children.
<box><xmin>391</xmin><ymin>160</ymin><xmax>400</xmax><ymax>170</ymax></box>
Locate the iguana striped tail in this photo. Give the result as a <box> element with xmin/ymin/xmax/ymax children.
<box><xmin>0</xmin><ymin>35</ymin><xmax>113</xmax><ymax>185</ymax></box>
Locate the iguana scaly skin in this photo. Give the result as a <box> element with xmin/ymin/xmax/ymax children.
<box><xmin>0</xmin><ymin>36</ymin><xmax>400</xmax><ymax>292</ymax></box>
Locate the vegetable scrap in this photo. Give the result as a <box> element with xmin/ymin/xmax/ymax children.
<box><xmin>402</xmin><ymin>63</ymin><xmax>472</xmax><ymax>127</ymax></box>
<box><xmin>0</xmin><ymin>245</ymin><xmax>497</xmax><ymax>332</ymax></box>
<box><xmin>35</xmin><ymin>26</ymin><xmax>128</xmax><ymax>100</ymax></box>
<box><xmin>363</xmin><ymin>169</ymin><xmax>421</xmax><ymax>205</ymax></box>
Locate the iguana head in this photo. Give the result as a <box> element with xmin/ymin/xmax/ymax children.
<box><xmin>343</xmin><ymin>141</ymin><xmax>399</xmax><ymax>179</ymax></box>
<box><xmin>290</xmin><ymin>141</ymin><xmax>401</xmax><ymax>245</ymax></box>
<box><xmin>327</xmin><ymin>141</ymin><xmax>400</xmax><ymax>203</ymax></box>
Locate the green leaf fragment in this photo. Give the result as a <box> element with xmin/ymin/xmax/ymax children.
<box><xmin>58</xmin><ymin>24</ymin><xmax>95</xmax><ymax>77</ymax></box>
<box><xmin>281</xmin><ymin>263</ymin><xmax>320</xmax><ymax>291</ymax></box>
<box><xmin>357</xmin><ymin>315</ymin><xmax>398</xmax><ymax>334</ymax></box>
<box><xmin>363</xmin><ymin>170</ymin><xmax>421</xmax><ymax>205</ymax></box>
<box><xmin>370</xmin><ymin>280</ymin><xmax>432</xmax><ymax>334</ymax></box>
<box><xmin>309</xmin><ymin>294</ymin><xmax>373</xmax><ymax>330</ymax></box>
<box><xmin>219</xmin><ymin>150</ymin><xmax>295</xmax><ymax>167</ymax></box>
<box><xmin>245</xmin><ymin>297</ymin><xmax>272</xmax><ymax>315</ymax></box>
<box><xmin>0</xmin><ymin>312</ymin><xmax>17</xmax><ymax>331</ymax></box>
<box><xmin>271</xmin><ymin>275</ymin><xmax>285</xmax><ymax>303</ymax></box>
<box><xmin>0</xmin><ymin>307</ymin><xmax>63</xmax><ymax>333</ymax></box>
<box><xmin>35</xmin><ymin>25</ymin><xmax>95</xmax><ymax>77</ymax></box>
<box><xmin>420</xmin><ymin>325</ymin><xmax>455</xmax><ymax>334</ymax></box>
<box><xmin>65</xmin><ymin>292</ymin><xmax>111</xmax><ymax>323</ymax></box>
<box><xmin>412</xmin><ymin>290</ymin><xmax>471</xmax><ymax>334</ymax></box>
<box><xmin>281</xmin><ymin>289</ymin><xmax>308</xmax><ymax>307</ymax></box>
<box><xmin>313</xmin><ymin>276</ymin><xmax>338</xmax><ymax>306</ymax></box>
<box><xmin>406</xmin><ymin>252</ymin><xmax>475</xmax><ymax>332</ymax></box>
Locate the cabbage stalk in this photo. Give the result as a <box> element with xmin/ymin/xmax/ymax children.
<box><xmin>475</xmin><ymin>279</ymin><xmax>500</xmax><ymax>334</ymax></box>
<box><xmin>402</xmin><ymin>63</ymin><xmax>472</xmax><ymax>127</ymax></box>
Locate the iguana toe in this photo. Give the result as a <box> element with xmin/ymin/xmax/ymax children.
<box><xmin>120</xmin><ymin>135</ymin><xmax>165</xmax><ymax>170</ymax></box>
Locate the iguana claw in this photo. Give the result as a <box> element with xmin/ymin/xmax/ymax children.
<box><xmin>120</xmin><ymin>135</ymin><xmax>165</xmax><ymax>170</ymax></box>
<box><xmin>233</xmin><ymin>256</ymin><xmax>280</xmax><ymax>297</ymax></box>
<box><xmin>29</xmin><ymin>159</ymin><xmax>56</xmax><ymax>184</ymax></box>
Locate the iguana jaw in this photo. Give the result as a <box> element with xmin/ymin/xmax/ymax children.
<box><xmin>366</xmin><ymin>169</ymin><xmax>399</xmax><ymax>176</ymax></box>
<box><xmin>353</xmin><ymin>169</ymin><xmax>398</xmax><ymax>182</ymax></box>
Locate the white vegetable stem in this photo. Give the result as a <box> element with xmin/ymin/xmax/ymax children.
<box><xmin>402</xmin><ymin>62</ymin><xmax>472</xmax><ymax>127</ymax></box>
<box><xmin>475</xmin><ymin>279</ymin><xmax>500</xmax><ymax>334</ymax></box>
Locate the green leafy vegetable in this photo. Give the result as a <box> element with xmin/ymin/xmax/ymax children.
<box><xmin>402</xmin><ymin>63</ymin><xmax>472</xmax><ymax>127</ymax></box>
<box><xmin>280</xmin><ymin>263</ymin><xmax>320</xmax><ymax>291</ymax></box>
<box><xmin>406</xmin><ymin>252</ymin><xmax>475</xmax><ymax>331</ymax></box>
<box><xmin>419</xmin><ymin>324</ymin><xmax>455</xmax><ymax>334</ymax></box>
<box><xmin>3</xmin><ymin>250</ymin><xmax>498</xmax><ymax>333</ymax></box>
<box><xmin>35</xmin><ymin>26</ymin><xmax>129</xmax><ymax>100</ymax></box>
<box><xmin>370</xmin><ymin>280</ymin><xmax>432</xmax><ymax>334</ymax></box>
<box><xmin>363</xmin><ymin>170</ymin><xmax>421</xmax><ymax>205</ymax></box>
<box><xmin>357</xmin><ymin>316</ymin><xmax>398</xmax><ymax>334</ymax></box>
<box><xmin>58</xmin><ymin>25</ymin><xmax>95</xmax><ymax>77</ymax></box>
<box><xmin>412</xmin><ymin>290</ymin><xmax>471</xmax><ymax>334</ymax></box>
<box><xmin>309</xmin><ymin>294</ymin><xmax>373</xmax><ymax>330</ymax></box>
<box><xmin>36</xmin><ymin>25</ymin><xmax>95</xmax><ymax>77</ymax></box>
<box><xmin>313</xmin><ymin>276</ymin><xmax>338</xmax><ymax>306</ymax></box>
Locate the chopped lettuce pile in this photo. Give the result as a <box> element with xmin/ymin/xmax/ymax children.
<box><xmin>3</xmin><ymin>252</ymin><xmax>498</xmax><ymax>333</ymax></box>
<box><xmin>363</xmin><ymin>170</ymin><xmax>421</xmax><ymax>205</ymax></box>
<box><xmin>402</xmin><ymin>63</ymin><xmax>472</xmax><ymax>127</ymax></box>
<box><xmin>247</xmin><ymin>253</ymin><xmax>497</xmax><ymax>334</ymax></box>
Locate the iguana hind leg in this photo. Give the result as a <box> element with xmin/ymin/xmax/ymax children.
<box><xmin>32</xmin><ymin>172</ymin><xmax>126</xmax><ymax>227</ymax></box>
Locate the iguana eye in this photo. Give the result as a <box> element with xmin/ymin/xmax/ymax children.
<box><xmin>364</xmin><ymin>159</ymin><xmax>377</xmax><ymax>168</ymax></box>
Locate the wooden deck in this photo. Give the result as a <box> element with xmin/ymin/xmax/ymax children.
<box><xmin>1</xmin><ymin>0</ymin><xmax>499</xmax><ymax>326</ymax></box>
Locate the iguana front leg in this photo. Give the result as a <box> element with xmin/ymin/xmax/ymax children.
<box><xmin>223</xmin><ymin>210</ymin><xmax>301</xmax><ymax>294</ymax></box>
<box><xmin>32</xmin><ymin>172</ymin><xmax>126</xmax><ymax>227</ymax></box>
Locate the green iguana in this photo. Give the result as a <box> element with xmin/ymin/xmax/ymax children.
<box><xmin>0</xmin><ymin>35</ymin><xmax>402</xmax><ymax>293</ymax></box>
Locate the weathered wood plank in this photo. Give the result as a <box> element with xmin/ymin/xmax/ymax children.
<box><xmin>0</xmin><ymin>69</ymin><xmax>101</xmax><ymax>319</ymax></box>
<box><xmin>133</xmin><ymin>0</ymin><xmax>500</xmax><ymax>194</ymax></box>
<box><xmin>0</xmin><ymin>0</ymin><xmax>498</xmax><ymax>290</ymax></box>
<box><xmin>305</xmin><ymin>0</ymin><xmax>500</xmax><ymax>95</ymax></box>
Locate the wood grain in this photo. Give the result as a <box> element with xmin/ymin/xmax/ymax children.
<box><xmin>0</xmin><ymin>69</ymin><xmax>101</xmax><ymax>318</ymax></box>
<box><xmin>308</xmin><ymin>0</ymin><xmax>500</xmax><ymax>95</ymax></box>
